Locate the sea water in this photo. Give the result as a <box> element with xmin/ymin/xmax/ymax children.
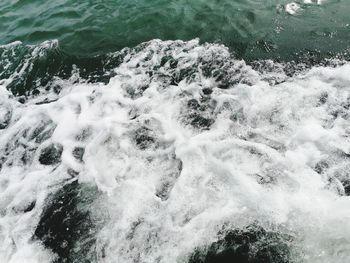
<box><xmin>0</xmin><ymin>1</ymin><xmax>350</xmax><ymax>263</ymax></box>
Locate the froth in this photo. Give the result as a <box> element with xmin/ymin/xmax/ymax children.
<box><xmin>0</xmin><ymin>39</ymin><xmax>350</xmax><ymax>262</ymax></box>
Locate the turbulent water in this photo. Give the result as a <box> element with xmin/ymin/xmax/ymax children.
<box><xmin>0</xmin><ymin>0</ymin><xmax>349</xmax><ymax>60</ymax></box>
<box><xmin>0</xmin><ymin>1</ymin><xmax>350</xmax><ymax>263</ymax></box>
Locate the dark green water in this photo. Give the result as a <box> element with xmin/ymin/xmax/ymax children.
<box><xmin>0</xmin><ymin>0</ymin><xmax>349</xmax><ymax>60</ymax></box>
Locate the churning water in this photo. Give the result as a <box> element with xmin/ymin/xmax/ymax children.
<box><xmin>0</xmin><ymin>1</ymin><xmax>350</xmax><ymax>263</ymax></box>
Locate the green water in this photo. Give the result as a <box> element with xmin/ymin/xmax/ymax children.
<box><xmin>0</xmin><ymin>0</ymin><xmax>349</xmax><ymax>60</ymax></box>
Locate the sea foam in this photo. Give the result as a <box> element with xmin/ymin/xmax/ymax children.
<box><xmin>0</xmin><ymin>39</ymin><xmax>350</xmax><ymax>262</ymax></box>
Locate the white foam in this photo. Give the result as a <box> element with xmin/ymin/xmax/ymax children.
<box><xmin>285</xmin><ymin>2</ymin><xmax>301</xmax><ymax>15</ymax></box>
<box><xmin>286</xmin><ymin>0</ymin><xmax>325</xmax><ymax>15</ymax></box>
<box><xmin>304</xmin><ymin>0</ymin><xmax>324</xmax><ymax>4</ymax></box>
<box><xmin>0</xmin><ymin>39</ymin><xmax>350</xmax><ymax>262</ymax></box>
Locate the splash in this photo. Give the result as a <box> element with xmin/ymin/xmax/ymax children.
<box><xmin>285</xmin><ymin>0</ymin><xmax>325</xmax><ymax>15</ymax></box>
<box><xmin>0</xmin><ymin>39</ymin><xmax>350</xmax><ymax>262</ymax></box>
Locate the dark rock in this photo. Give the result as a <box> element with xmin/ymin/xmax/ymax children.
<box><xmin>39</xmin><ymin>143</ymin><xmax>63</xmax><ymax>165</ymax></box>
<box><xmin>34</xmin><ymin>180</ymin><xmax>101</xmax><ymax>263</ymax></box>
<box><xmin>72</xmin><ymin>147</ymin><xmax>85</xmax><ymax>162</ymax></box>
<box><xmin>189</xmin><ymin>225</ymin><xmax>292</xmax><ymax>263</ymax></box>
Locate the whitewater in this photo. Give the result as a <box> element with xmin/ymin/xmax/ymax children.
<box><xmin>0</xmin><ymin>39</ymin><xmax>350</xmax><ymax>263</ymax></box>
